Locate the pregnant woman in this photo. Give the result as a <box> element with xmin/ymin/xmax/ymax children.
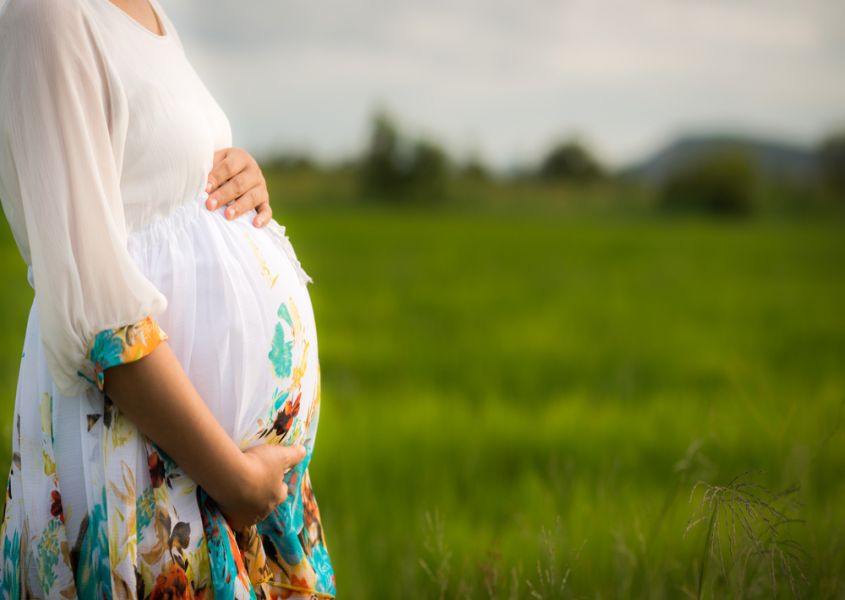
<box><xmin>0</xmin><ymin>0</ymin><xmax>336</xmax><ymax>597</ymax></box>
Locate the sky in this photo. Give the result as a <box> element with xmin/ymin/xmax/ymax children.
<box><xmin>162</xmin><ymin>0</ymin><xmax>845</xmax><ymax>170</ymax></box>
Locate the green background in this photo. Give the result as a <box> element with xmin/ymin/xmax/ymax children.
<box><xmin>1</xmin><ymin>173</ymin><xmax>843</xmax><ymax>598</ymax></box>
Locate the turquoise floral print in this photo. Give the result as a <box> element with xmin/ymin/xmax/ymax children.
<box><xmin>74</xmin><ymin>488</ymin><xmax>112</xmax><ymax>598</ymax></box>
<box><xmin>77</xmin><ymin>315</ymin><xmax>169</xmax><ymax>392</ymax></box>
<box><xmin>269</xmin><ymin>305</ymin><xmax>294</xmax><ymax>380</ymax></box>
<box><xmin>1</xmin><ymin>528</ymin><xmax>19</xmax><ymax>598</ymax></box>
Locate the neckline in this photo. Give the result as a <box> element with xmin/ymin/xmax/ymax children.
<box><xmin>102</xmin><ymin>0</ymin><xmax>170</xmax><ymax>41</ymax></box>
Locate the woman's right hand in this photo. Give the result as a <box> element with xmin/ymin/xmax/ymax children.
<box><xmin>218</xmin><ymin>443</ymin><xmax>307</xmax><ymax>530</ymax></box>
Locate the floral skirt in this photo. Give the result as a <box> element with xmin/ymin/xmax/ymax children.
<box><xmin>0</xmin><ymin>191</ymin><xmax>336</xmax><ymax>598</ymax></box>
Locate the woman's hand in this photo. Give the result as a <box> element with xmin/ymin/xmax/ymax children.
<box><xmin>205</xmin><ymin>147</ymin><xmax>273</xmax><ymax>228</ymax></box>
<box><xmin>217</xmin><ymin>443</ymin><xmax>307</xmax><ymax>531</ymax></box>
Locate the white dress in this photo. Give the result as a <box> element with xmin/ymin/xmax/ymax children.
<box><xmin>0</xmin><ymin>0</ymin><xmax>336</xmax><ymax>597</ymax></box>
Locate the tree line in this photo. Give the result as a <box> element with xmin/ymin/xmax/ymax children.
<box><xmin>263</xmin><ymin>108</ymin><xmax>845</xmax><ymax>216</ymax></box>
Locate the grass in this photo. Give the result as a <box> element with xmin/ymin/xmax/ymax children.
<box><xmin>1</xmin><ymin>175</ymin><xmax>843</xmax><ymax>597</ymax></box>
<box><xmin>685</xmin><ymin>472</ymin><xmax>807</xmax><ymax>599</ymax></box>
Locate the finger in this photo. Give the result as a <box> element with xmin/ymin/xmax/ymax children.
<box><xmin>208</xmin><ymin>149</ymin><xmax>245</xmax><ymax>191</ymax></box>
<box><xmin>207</xmin><ymin>149</ymin><xmax>248</xmax><ymax>195</ymax></box>
<box><xmin>224</xmin><ymin>186</ymin><xmax>264</xmax><ymax>221</ymax></box>
<box><xmin>206</xmin><ymin>148</ymin><xmax>230</xmax><ymax>193</ymax></box>
<box><xmin>253</xmin><ymin>201</ymin><xmax>272</xmax><ymax>228</ymax></box>
<box><xmin>209</xmin><ymin>172</ymin><xmax>258</xmax><ymax>210</ymax></box>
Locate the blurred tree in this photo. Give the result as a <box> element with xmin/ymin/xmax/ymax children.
<box><xmin>459</xmin><ymin>153</ymin><xmax>491</xmax><ymax>180</ymax></box>
<box><xmin>360</xmin><ymin>109</ymin><xmax>406</xmax><ymax>196</ymax></box>
<box><xmin>538</xmin><ymin>140</ymin><xmax>604</xmax><ymax>181</ymax></box>
<box><xmin>407</xmin><ymin>138</ymin><xmax>449</xmax><ymax>196</ymax></box>
<box><xmin>360</xmin><ymin>108</ymin><xmax>451</xmax><ymax>202</ymax></box>
<box><xmin>659</xmin><ymin>151</ymin><xmax>757</xmax><ymax>217</ymax></box>
<box><xmin>261</xmin><ymin>151</ymin><xmax>315</xmax><ymax>172</ymax></box>
<box><xmin>818</xmin><ymin>132</ymin><xmax>845</xmax><ymax>197</ymax></box>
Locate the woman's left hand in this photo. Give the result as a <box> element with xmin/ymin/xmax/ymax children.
<box><xmin>205</xmin><ymin>147</ymin><xmax>272</xmax><ymax>228</ymax></box>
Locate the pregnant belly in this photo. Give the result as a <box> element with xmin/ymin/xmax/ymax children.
<box><xmin>126</xmin><ymin>195</ymin><xmax>320</xmax><ymax>450</ymax></box>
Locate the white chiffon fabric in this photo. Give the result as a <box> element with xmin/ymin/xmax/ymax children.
<box><xmin>0</xmin><ymin>0</ymin><xmax>335</xmax><ymax>597</ymax></box>
<box><xmin>0</xmin><ymin>0</ymin><xmax>192</xmax><ymax>397</ymax></box>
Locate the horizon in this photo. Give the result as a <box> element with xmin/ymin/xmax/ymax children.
<box><xmin>252</xmin><ymin>123</ymin><xmax>834</xmax><ymax>175</ymax></box>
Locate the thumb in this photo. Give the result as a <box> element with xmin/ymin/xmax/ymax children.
<box><xmin>277</xmin><ymin>444</ymin><xmax>307</xmax><ymax>472</ymax></box>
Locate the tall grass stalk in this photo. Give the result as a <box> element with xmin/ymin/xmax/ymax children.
<box><xmin>685</xmin><ymin>472</ymin><xmax>808</xmax><ymax>599</ymax></box>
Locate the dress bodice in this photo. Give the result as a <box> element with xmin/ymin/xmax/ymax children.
<box><xmin>80</xmin><ymin>0</ymin><xmax>234</xmax><ymax>232</ymax></box>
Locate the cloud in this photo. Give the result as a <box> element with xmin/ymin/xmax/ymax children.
<box><xmin>163</xmin><ymin>0</ymin><xmax>845</xmax><ymax>168</ymax></box>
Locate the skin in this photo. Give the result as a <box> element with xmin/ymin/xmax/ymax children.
<box><xmin>109</xmin><ymin>0</ymin><xmax>166</xmax><ymax>36</ymax></box>
<box><xmin>206</xmin><ymin>147</ymin><xmax>275</xmax><ymax>228</ymax></box>
<box><xmin>97</xmin><ymin>1</ymin><xmax>295</xmax><ymax>531</ymax></box>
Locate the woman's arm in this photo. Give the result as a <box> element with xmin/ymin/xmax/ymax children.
<box><xmin>103</xmin><ymin>341</ymin><xmax>305</xmax><ymax>530</ymax></box>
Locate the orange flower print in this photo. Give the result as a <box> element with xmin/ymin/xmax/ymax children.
<box><xmin>149</xmin><ymin>450</ymin><xmax>165</xmax><ymax>488</ymax></box>
<box><xmin>150</xmin><ymin>563</ymin><xmax>194</xmax><ymax>599</ymax></box>
<box><xmin>264</xmin><ymin>391</ymin><xmax>301</xmax><ymax>440</ymax></box>
<box><xmin>49</xmin><ymin>490</ymin><xmax>63</xmax><ymax>524</ymax></box>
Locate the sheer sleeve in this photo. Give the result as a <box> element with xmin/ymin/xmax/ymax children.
<box><xmin>0</xmin><ymin>0</ymin><xmax>169</xmax><ymax>397</ymax></box>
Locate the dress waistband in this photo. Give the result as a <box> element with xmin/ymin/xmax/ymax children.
<box><xmin>128</xmin><ymin>190</ymin><xmax>313</xmax><ymax>287</ymax></box>
<box><xmin>26</xmin><ymin>191</ymin><xmax>313</xmax><ymax>290</ymax></box>
<box><xmin>126</xmin><ymin>190</ymin><xmax>215</xmax><ymax>244</ymax></box>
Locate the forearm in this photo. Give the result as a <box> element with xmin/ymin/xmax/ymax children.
<box><xmin>101</xmin><ymin>340</ymin><xmax>246</xmax><ymax>505</ymax></box>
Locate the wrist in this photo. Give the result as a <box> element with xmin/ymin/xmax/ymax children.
<box><xmin>209</xmin><ymin>446</ymin><xmax>257</xmax><ymax>511</ymax></box>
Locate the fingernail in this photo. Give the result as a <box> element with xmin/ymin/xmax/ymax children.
<box><xmin>226</xmin><ymin>207</ymin><xmax>235</xmax><ymax>219</ymax></box>
<box><xmin>208</xmin><ymin>198</ymin><xmax>217</xmax><ymax>209</ymax></box>
<box><xmin>205</xmin><ymin>181</ymin><xmax>212</xmax><ymax>192</ymax></box>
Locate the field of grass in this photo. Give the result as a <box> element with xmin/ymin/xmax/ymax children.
<box><xmin>1</xmin><ymin>177</ymin><xmax>843</xmax><ymax>598</ymax></box>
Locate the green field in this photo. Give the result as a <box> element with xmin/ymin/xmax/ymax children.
<box><xmin>1</xmin><ymin>179</ymin><xmax>844</xmax><ymax>598</ymax></box>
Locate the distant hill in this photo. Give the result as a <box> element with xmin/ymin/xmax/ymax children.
<box><xmin>623</xmin><ymin>134</ymin><xmax>818</xmax><ymax>183</ymax></box>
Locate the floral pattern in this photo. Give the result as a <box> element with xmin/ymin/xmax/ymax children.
<box><xmin>0</xmin><ymin>295</ymin><xmax>335</xmax><ymax>598</ymax></box>
<box><xmin>77</xmin><ymin>314</ymin><xmax>169</xmax><ymax>392</ymax></box>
